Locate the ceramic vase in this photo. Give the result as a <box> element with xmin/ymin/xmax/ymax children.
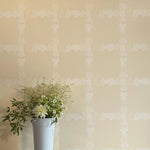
<box><xmin>31</xmin><ymin>118</ymin><xmax>55</xmax><ymax>150</ymax></box>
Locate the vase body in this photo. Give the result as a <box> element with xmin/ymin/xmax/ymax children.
<box><xmin>31</xmin><ymin>118</ymin><xmax>55</xmax><ymax>150</ymax></box>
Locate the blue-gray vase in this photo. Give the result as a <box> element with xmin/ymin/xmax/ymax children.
<box><xmin>31</xmin><ymin>118</ymin><xmax>55</xmax><ymax>150</ymax></box>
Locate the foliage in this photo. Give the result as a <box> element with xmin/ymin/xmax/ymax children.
<box><xmin>2</xmin><ymin>80</ymin><xmax>71</xmax><ymax>136</ymax></box>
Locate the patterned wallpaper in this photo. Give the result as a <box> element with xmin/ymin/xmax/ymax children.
<box><xmin>0</xmin><ymin>0</ymin><xmax>150</xmax><ymax>150</ymax></box>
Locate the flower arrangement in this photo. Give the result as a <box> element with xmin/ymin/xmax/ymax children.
<box><xmin>2</xmin><ymin>80</ymin><xmax>71</xmax><ymax>135</ymax></box>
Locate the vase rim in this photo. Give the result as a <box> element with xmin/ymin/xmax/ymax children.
<box><xmin>31</xmin><ymin>118</ymin><xmax>55</xmax><ymax>122</ymax></box>
<box><xmin>31</xmin><ymin>117</ymin><xmax>55</xmax><ymax>120</ymax></box>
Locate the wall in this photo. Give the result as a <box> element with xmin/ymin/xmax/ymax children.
<box><xmin>0</xmin><ymin>0</ymin><xmax>150</xmax><ymax>150</ymax></box>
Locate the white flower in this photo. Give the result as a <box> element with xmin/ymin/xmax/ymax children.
<box><xmin>53</xmin><ymin>98</ymin><xmax>57</xmax><ymax>103</ymax></box>
<box><xmin>53</xmin><ymin>110</ymin><xmax>56</xmax><ymax>114</ymax></box>
<box><xmin>41</xmin><ymin>95</ymin><xmax>46</xmax><ymax>99</ymax></box>
<box><xmin>40</xmin><ymin>95</ymin><xmax>47</xmax><ymax>102</ymax></box>
<box><xmin>33</xmin><ymin>105</ymin><xmax>48</xmax><ymax>118</ymax></box>
<box><xmin>46</xmin><ymin>105</ymin><xmax>50</xmax><ymax>110</ymax></box>
<box><xmin>61</xmin><ymin>111</ymin><xmax>64</xmax><ymax>115</ymax></box>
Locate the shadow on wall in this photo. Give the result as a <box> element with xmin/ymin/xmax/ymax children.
<box><xmin>0</xmin><ymin>105</ymin><xmax>10</xmax><ymax>141</ymax></box>
<box><xmin>21</xmin><ymin>120</ymin><xmax>34</xmax><ymax>150</ymax></box>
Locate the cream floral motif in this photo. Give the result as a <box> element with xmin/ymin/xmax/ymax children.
<box><xmin>33</xmin><ymin>105</ymin><xmax>48</xmax><ymax>118</ymax></box>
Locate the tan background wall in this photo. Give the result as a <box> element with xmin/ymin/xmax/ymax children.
<box><xmin>0</xmin><ymin>0</ymin><xmax>150</xmax><ymax>150</ymax></box>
